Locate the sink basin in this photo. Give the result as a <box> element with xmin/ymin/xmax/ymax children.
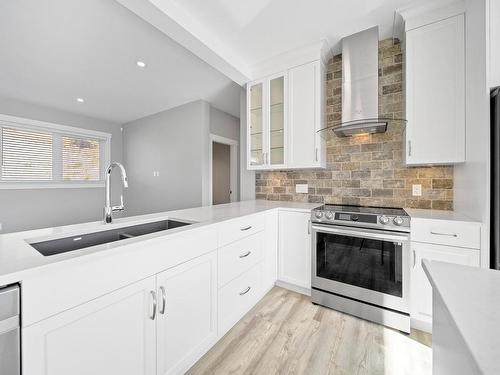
<box><xmin>30</xmin><ymin>219</ymin><xmax>192</xmax><ymax>256</ymax></box>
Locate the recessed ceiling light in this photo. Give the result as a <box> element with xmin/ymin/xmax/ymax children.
<box><xmin>76</xmin><ymin>98</ymin><xmax>84</xmax><ymax>103</ymax></box>
<box><xmin>136</xmin><ymin>61</ymin><xmax>147</xmax><ymax>68</ymax></box>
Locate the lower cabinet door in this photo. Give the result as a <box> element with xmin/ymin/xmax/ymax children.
<box><xmin>22</xmin><ymin>277</ymin><xmax>157</xmax><ymax>375</ymax></box>
<box><xmin>278</xmin><ymin>210</ymin><xmax>311</xmax><ymax>289</ymax></box>
<box><xmin>410</xmin><ymin>242</ymin><xmax>480</xmax><ymax>329</ymax></box>
<box><xmin>156</xmin><ymin>251</ymin><xmax>217</xmax><ymax>375</ymax></box>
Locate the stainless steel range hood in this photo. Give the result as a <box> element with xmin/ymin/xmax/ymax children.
<box><xmin>318</xmin><ymin>27</ymin><xmax>406</xmax><ymax>139</ymax></box>
<box><xmin>338</xmin><ymin>26</ymin><xmax>384</xmax><ymax>137</ymax></box>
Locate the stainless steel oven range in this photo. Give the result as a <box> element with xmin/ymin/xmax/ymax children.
<box><xmin>311</xmin><ymin>205</ymin><xmax>411</xmax><ymax>332</ymax></box>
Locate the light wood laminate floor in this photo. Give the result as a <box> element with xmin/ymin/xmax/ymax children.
<box><xmin>187</xmin><ymin>287</ymin><xmax>431</xmax><ymax>375</ymax></box>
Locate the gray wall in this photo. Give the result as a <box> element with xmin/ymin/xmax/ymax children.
<box><xmin>210</xmin><ymin>107</ymin><xmax>239</xmax><ymax>141</ymax></box>
<box><xmin>0</xmin><ymin>96</ymin><xmax>123</xmax><ymax>233</ymax></box>
<box><xmin>123</xmin><ymin>100</ymin><xmax>211</xmax><ymax>216</ymax></box>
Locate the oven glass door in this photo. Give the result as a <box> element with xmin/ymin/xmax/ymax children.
<box><xmin>315</xmin><ymin>228</ymin><xmax>404</xmax><ymax>298</ymax></box>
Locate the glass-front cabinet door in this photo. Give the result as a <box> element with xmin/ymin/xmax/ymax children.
<box><xmin>248</xmin><ymin>81</ymin><xmax>265</xmax><ymax>168</ymax></box>
<box><xmin>247</xmin><ymin>73</ymin><xmax>287</xmax><ymax>170</ymax></box>
<box><xmin>268</xmin><ymin>75</ymin><xmax>286</xmax><ymax>167</ymax></box>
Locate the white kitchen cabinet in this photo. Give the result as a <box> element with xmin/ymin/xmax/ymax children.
<box><xmin>218</xmin><ymin>232</ymin><xmax>263</xmax><ymax>287</ymax></box>
<box><xmin>288</xmin><ymin>60</ymin><xmax>326</xmax><ymax>169</ymax></box>
<box><xmin>263</xmin><ymin>210</ymin><xmax>279</xmax><ymax>291</ymax></box>
<box><xmin>405</xmin><ymin>13</ymin><xmax>465</xmax><ymax>165</ymax></box>
<box><xmin>278</xmin><ymin>210</ymin><xmax>311</xmax><ymax>292</ymax></box>
<box><xmin>22</xmin><ymin>276</ymin><xmax>157</xmax><ymax>375</ymax></box>
<box><xmin>246</xmin><ymin>60</ymin><xmax>325</xmax><ymax>171</ymax></box>
<box><xmin>218</xmin><ymin>262</ymin><xmax>263</xmax><ymax>337</ymax></box>
<box><xmin>410</xmin><ymin>242</ymin><xmax>479</xmax><ymax>331</ymax></box>
<box><xmin>247</xmin><ymin>72</ymin><xmax>287</xmax><ymax>170</ymax></box>
<box><xmin>156</xmin><ymin>251</ymin><xmax>217</xmax><ymax>375</ymax></box>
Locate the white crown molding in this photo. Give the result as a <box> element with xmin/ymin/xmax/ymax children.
<box><xmin>115</xmin><ymin>0</ymin><xmax>251</xmax><ymax>86</ymax></box>
<box><xmin>398</xmin><ymin>0</ymin><xmax>465</xmax><ymax>31</ymax></box>
<box><xmin>250</xmin><ymin>39</ymin><xmax>332</xmax><ymax>81</ymax></box>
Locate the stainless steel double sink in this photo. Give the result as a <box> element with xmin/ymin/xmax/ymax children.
<box><xmin>30</xmin><ymin>219</ymin><xmax>192</xmax><ymax>256</ymax></box>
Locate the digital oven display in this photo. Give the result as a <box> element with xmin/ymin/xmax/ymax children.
<box><xmin>334</xmin><ymin>213</ymin><xmax>377</xmax><ymax>223</ymax></box>
<box><xmin>337</xmin><ymin>214</ymin><xmax>351</xmax><ymax>221</ymax></box>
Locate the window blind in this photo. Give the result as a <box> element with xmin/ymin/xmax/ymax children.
<box><xmin>0</xmin><ymin>121</ymin><xmax>109</xmax><ymax>184</ymax></box>
<box><xmin>1</xmin><ymin>127</ymin><xmax>53</xmax><ymax>181</ymax></box>
<box><xmin>62</xmin><ymin>136</ymin><xmax>100</xmax><ymax>181</ymax></box>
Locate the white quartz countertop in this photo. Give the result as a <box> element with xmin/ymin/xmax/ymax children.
<box><xmin>404</xmin><ymin>208</ymin><xmax>480</xmax><ymax>223</ymax></box>
<box><xmin>0</xmin><ymin>200</ymin><xmax>319</xmax><ymax>286</ymax></box>
<box><xmin>423</xmin><ymin>260</ymin><xmax>500</xmax><ymax>374</ymax></box>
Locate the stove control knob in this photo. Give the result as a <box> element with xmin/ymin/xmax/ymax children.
<box><xmin>393</xmin><ymin>216</ymin><xmax>404</xmax><ymax>226</ymax></box>
<box><xmin>315</xmin><ymin>211</ymin><xmax>323</xmax><ymax>219</ymax></box>
<box><xmin>379</xmin><ymin>216</ymin><xmax>390</xmax><ymax>225</ymax></box>
<box><xmin>325</xmin><ymin>211</ymin><xmax>334</xmax><ymax>220</ymax></box>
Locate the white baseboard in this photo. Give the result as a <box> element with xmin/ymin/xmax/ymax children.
<box><xmin>275</xmin><ymin>280</ymin><xmax>311</xmax><ymax>296</ymax></box>
<box><xmin>411</xmin><ymin>317</ymin><xmax>432</xmax><ymax>333</ymax></box>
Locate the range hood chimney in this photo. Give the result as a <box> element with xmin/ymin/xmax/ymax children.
<box><xmin>335</xmin><ymin>26</ymin><xmax>387</xmax><ymax>137</ymax></box>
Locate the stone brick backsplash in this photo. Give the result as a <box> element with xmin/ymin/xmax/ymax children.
<box><xmin>256</xmin><ymin>38</ymin><xmax>454</xmax><ymax>210</ymax></box>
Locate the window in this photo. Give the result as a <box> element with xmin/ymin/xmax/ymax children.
<box><xmin>0</xmin><ymin>115</ymin><xmax>111</xmax><ymax>188</ymax></box>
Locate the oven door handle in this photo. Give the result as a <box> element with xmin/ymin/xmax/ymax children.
<box><xmin>311</xmin><ymin>224</ymin><xmax>409</xmax><ymax>242</ymax></box>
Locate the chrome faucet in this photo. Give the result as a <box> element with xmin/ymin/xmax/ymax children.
<box><xmin>103</xmin><ymin>162</ymin><xmax>128</xmax><ymax>223</ymax></box>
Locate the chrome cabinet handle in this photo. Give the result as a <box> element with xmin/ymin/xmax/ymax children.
<box><xmin>240</xmin><ymin>226</ymin><xmax>252</xmax><ymax>231</ymax></box>
<box><xmin>408</xmin><ymin>140</ymin><xmax>412</xmax><ymax>156</ymax></box>
<box><xmin>308</xmin><ymin>219</ymin><xmax>311</xmax><ymax>235</ymax></box>
<box><xmin>239</xmin><ymin>286</ymin><xmax>251</xmax><ymax>296</ymax></box>
<box><xmin>413</xmin><ymin>250</ymin><xmax>416</xmax><ymax>268</ymax></box>
<box><xmin>159</xmin><ymin>286</ymin><xmax>166</xmax><ymax>315</ymax></box>
<box><xmin>239</xmin><ymin>251</ymin><xmax>251</xmax><ymax>258</ymax></box>
<box><xmin>315</xmin><ymin>148</ymin><xmax>318</xmax><ymax>162</ymax></box>
<box><xmin>430</xmin><ymin>231</ymin><xmax>457</xmax><ymax>237</ymax></box>
<box><xmin>149</xmin><ymin>290</ymin><xmax>157</xmax><ymax>320</ymax></box>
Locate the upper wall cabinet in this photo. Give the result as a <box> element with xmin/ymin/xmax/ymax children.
<box><xmin>288</xmin><ymin>61</ymin><xmax>325</xmax><ymax>169</ymax></box>
<box><xmin>404</xmin><ymin>12</ymin><xmax>465</xmax><ymax>165</ymax></box>
<box><xmin>246</xmin><ymin>60</ymin><xmax>326</xmax><ymax>170</ymax></box>
<box><xmin>247</xmin><ymin>73</ymin><xmax>287</xmax><ymax>170</ymax></box>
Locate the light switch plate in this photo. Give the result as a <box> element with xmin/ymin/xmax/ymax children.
<box><xmin>412</xmin><ymin>184</ymin><xmax>422</xmax><ymax>197</ymax></box>
<box><xmin>296</xmin><ymin>184</ymin><xmax>308</xmax><ymax>194</ymax></box>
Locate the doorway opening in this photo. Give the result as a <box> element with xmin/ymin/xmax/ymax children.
<box><xmin>209</xmin><ymin>135</ymin><xmax>238</xmax><ymax>205</ymax></box>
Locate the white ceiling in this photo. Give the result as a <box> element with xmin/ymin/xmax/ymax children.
<box><xmin>0</xmin><ymin>0</ymin><xmax>241</xmax><ymax>123</ymax></box>
<box><xmin>150</xmin><ymin>0</ymin><xmax>422</xmax><ymax>70</ymax></box>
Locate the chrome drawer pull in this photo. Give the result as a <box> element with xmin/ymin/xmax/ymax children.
<box><xmin>159</xmin><ymin>286</ymin><xmax>166</xmax><ymax>315</ymax></box>
<box><xmin>240</xmin><ymin>226</ymin><xmax>252</xmax><ymax>231</ymax></box>
<box><xmin>239</xmin><ymin>251</ymin><xmax>251</xmax><ymax>258</ymax></box>
<box><xmin>430</xmin><ymin>231</ymin><xmax>458</xmax><ymax>237</ymax></box>
<box><xmin>149</xmin><ymin>290</ymin><xmax>157</xmax><ymax>320</ymax></box>
<box><xmin>239</xmin><ymin>286</ymin><xmax>251</xmax><ymax>296</ymax></box>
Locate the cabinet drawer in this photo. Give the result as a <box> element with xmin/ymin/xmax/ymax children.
<box><xmin>218</xmin><ymin>232</ymin><xmax>263</xmax><ymax>287</ymax></box>
<box><xmin>218</xmin><ymin>263</ymin><xmax>263</xmax><ymax>337</ymax></box>
<box><xmin>411</xmin><ymin>218</ymin><xmax>481</xmax><ymax>249</ymax></box>
<box><xmin>218</xmin><ymin>215</ymin><xmax>265</xmax><ymax>247</ymax></box>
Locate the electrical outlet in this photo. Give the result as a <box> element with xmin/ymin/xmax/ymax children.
<box><xmin>412</xmin><ymin>184</ymin><xmax>422</xmax><ymax>197</ymax></box>
<box><xmin>296</xmin><ymin>184</ymin><xmax>308</xmax><ymax>194</ymax></box>
<box><xmin>153</xmin><ymin>171</ymin><xmax>160</xmax><ymax>177</ymax></box>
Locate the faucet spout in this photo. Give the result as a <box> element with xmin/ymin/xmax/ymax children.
<box><xmin>104</xmin><ymin>162</ymin><xmax>128</xmax><ymax>223</ymax></box>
